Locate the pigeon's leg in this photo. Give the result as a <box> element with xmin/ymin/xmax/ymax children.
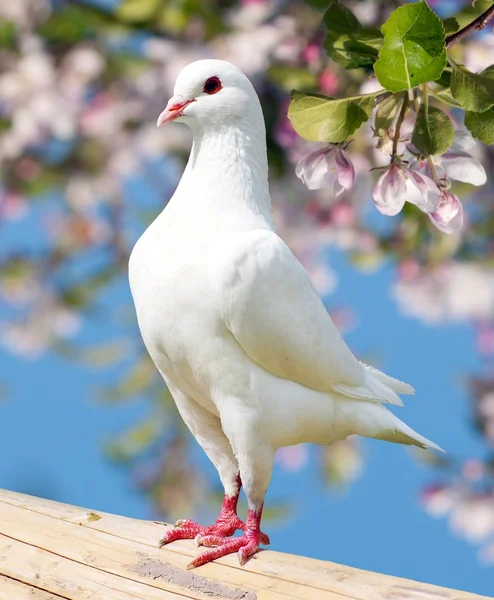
<box><xmin>189</xmin><ymin>402</ymin><xmax>274</xmax><ymax>568</ymax></box>
<box><xmin>159</xmin><ymin>389</ymin><xmax>266</xmax><ymax>546</ymax></box>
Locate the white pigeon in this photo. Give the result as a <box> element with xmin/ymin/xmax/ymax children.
<box><xmin>129</xmin><ymin>59</ymin><xmax>441</xmax><ymax>569</ymax></box>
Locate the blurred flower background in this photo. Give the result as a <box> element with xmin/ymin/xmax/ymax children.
<box><xmin>1</xmin><ymin>0</ymin><xmax>494</xmax><ymax>595</ymax></box>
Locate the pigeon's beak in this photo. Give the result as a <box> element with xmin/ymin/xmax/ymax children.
<box><xmin>157</xmin><ymin>96</ymin><xmax>194</xmax><ymax>127</ymax></box>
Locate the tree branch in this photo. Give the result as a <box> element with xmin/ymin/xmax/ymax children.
<box><xmin>446</xmin><ymin>3</ymin><xmax>494</xmax><ymax>48</ymax></box>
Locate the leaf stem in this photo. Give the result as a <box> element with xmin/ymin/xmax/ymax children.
<box><xmin>392</xmin><ymin>93</ymin><xmax>409</xmax><ymax>160</ymax></box>
<box><xmin>446</xmin><ymin>3</ymin><xmax>494</xmax><ymax>48</ymax></box>
<box><xmin>426</xmin><ymin>156</ymin><xmax>442</xmax><ymax>189</ymax></box>
<box><xmin>419</xmin><ymin>84</ymin><xmax>441</xmax><ymax>188</ymax></box>
<box><xmin>421</xmin><ymin>83</ymin><xmax>429</xmax><ymax>115</ymax></box>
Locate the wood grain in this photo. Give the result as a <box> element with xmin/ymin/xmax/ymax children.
<box><xmin>0</xmin><ymin>489</ymin><xmax>489</xmax><ymax>600</ymax></box>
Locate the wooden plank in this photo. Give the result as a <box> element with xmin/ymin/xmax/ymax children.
<box><xmin>0</xmin><ymin>489</ymin><xmax>490</xmax><ymax>600</ymax></box>
<box><xmin>0</xmin><ymin>534</ymin><xmax>183</xmax><ymax>600</ymax></box>
<box><xmin>0</xmin><ymin>497</ymin><xmax>318</xmax><ymax>600</ymax></box>
<box><xmin>0</xmin><ymin>575</ymin><xmax>69</xmax><ymax>600</ymax></box>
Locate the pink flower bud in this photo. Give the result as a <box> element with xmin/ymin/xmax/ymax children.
<box><xmin>440</xmin><ymin>151</ymin><xmax>487</xmax><ymax>186</ymax></box>
<box><xmin>372</xmin><ymin>163</ymin><xmax>407</xmax><ymax>216</ymax></box>
<box><xmin>302</xmin><ymin>42</ymin><xmax>320</xmax><ymax>64</ymax></box>
<box><xmin>428</xmin><ymin>191</ymin><xmax>464</xmax><ymax>234</ymax></box>
<box><xmin>318</xmin><ymin>69</ymin><xmax>339</xmax><ymax>95</ymax></box>
<box><xmin>405</xmin><ymin>168</ymin><xmax>442</xmax><ymax>213</ymax></box>
<box><xmin>334</xmin><ymin>147</ymin><xmax>355</xmax><ymax>191</ymax></box>
<box><xmin>296</xmin><ymin>145</ymin><xmax>355</xmax><ymax>195</ymax></box>
<box><xmin>406</xmin><ymin>129</ymin><xmax>487</xmax><ymax>187</ymax></box>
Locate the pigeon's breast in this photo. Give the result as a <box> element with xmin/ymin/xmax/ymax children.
<box><xmin>129</xmin><ymin>224</ymin><xmax>246</xmax><ymax>412</ymax></box>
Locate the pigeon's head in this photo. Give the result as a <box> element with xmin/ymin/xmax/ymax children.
<box><xmin>157</xmin><ymin>59</ymin><xmax>261</xmax><ymax>130</ymax></box>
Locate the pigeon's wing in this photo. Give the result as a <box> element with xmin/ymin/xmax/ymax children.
<box><xmin>224</xmin><ymin>230</ymin><xmax>409</xmax><ymax>405</ymax></box>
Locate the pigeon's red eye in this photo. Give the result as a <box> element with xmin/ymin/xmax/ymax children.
<box><xmin>204</xmin><ymin>76</ymin><xmax>221</xmax><ymax>95</ymax></box>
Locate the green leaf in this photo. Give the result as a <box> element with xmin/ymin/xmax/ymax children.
<box><xmin>38</xmin><ymin>6</ymin><xmax>94</xmax><ymax>44</ymax></box>
<box><xmin>267</xmin><ymin>66</ymin><xmax>317</xmax><ymax>91</ymax></box>
<box><xmin>323</xmin><ymin>0</ymin><xmax>383</xmax><ymax>69</ymax></box>
<box><xmin>158</xmin><ymin>3</ymin><xmax>190</xmax><ymax>34</ymax></box>
<box><xmin>450</xmin><ymin>64</ymin><xmax>494</xmax><ymax>112</ymax></box>
<box><xmin>98</xmin><ymin>357</ymin><xmax>157</xmax><ymax>403</ymax></box>
<box><xmin>375</xmin><ymin>94</ymin><xmax>404</xmax><ymax>135</ymax></box>
<box><xmin>116</xmin><ymin>0</ymin><xmax>163</xmax><ymax>23</ymax></box>
<box><xmin>341</xmin><ymin>31</ymin><xmax>384</xmax><ymax>60</ymax></box>
<box><xmin>412</xmin><ymin>104</ymin><xmax>455</xmax><ymax>156</ymax></box>
<box><xmin>78</xmin><ymin>341</ymin><xmax>128</xmax><ymax>367</ymax></box>
<box><xmin>430</xmin><ymin>88</ymin><xmax>463</xmax><ymax>109</ymax></box>
<box><xmin>0</xmin><ymin>21</ymin><xmax>16</xmax><ymax>49</ymax></box>
<box><xmin>465</xmin><ymin>108</ymin><xmax>494</xmax><ymax>144</ymax></box>
<box><xmin>430</xmin><ymin>68</ymin><xmax>463</xmax><ymax>107</ymax></box>
<box><xmin>303</xmin><ymin>0</ymin><xmax>330</xmax><ymax>11</ymax></box>
<box><xmin>442</xmin><ymin>17</ymin><xmax>460</xmax><ymax>34</ymax></box>
<box><xmin>288</xmin><ymin>90</ymin><xmax>379</xmax><ymax>143</ymax></box>
<box><xmin>435</xmin><ymin>68</ymin><xmax>451</xmax><ymax>88</ymax></box>
<box><xmin>105</xmin><ymin>415</ymin><xmax>165</xmax><ymax>462</ymax></box>
<box><xmin>374</xmin><ymin>1</ymin><xmax>446</xmax><ymax>92</ymax></box>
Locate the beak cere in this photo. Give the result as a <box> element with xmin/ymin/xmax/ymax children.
<box><xmin>157</xmin><ymin>96</ymin><xmax>194</xmax><ymax>127</ymax></box>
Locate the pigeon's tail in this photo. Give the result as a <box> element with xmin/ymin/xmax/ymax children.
<box><xmin>374</xmin><ymin>409</ymin><xmax>444</xmax><ymax>452</ymax></box>
<box><xmin>360</xmin><ymin>362</ymin><xmax>415</xmax><ymax>395</ymax></box>
<box><xmin>333</xmin><ymin>398</ymin><xmax>443</xmax><ymax>452</ymax></box>
<box><xmin>332</xmin><ymin>365</ymin><xmax>414</xmax><ymax>407</ymax></box>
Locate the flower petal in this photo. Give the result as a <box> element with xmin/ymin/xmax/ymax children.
<box><xmin>441</xmin><ymin>152</ymin><xmax>487</xmax><ymax>186</ymax></box>
<box><xmin>429</xmin><ymin>191</ymin><xmax>464</xmax><ymax>234</ymax></box>
<box><xmin>405</xmin><ymin>168</ymin><xmax>442</xmax><ymax>213</ymax></box>
<box><xmin>373</xmin><ymin>164</ymin><xmax>407</xmax><ymax>216</ymax></box>
<box><xmin>295</xmin><ymin>147</ymin><xmax>338</xmax><ymax>190</ymax></box>
<box><xmin>334</xmin><ymin>180</ymin><xmax>345</xmax><ymax>197</ymax></box>
<box><xmin>335</xmin><ymin>149</ymin><xmax>355</xmax><ymax>191</ymax></box>
<box><xmin>449</xmin><ymin>129</ymin><xmax>476</xmax><ymax>152</ymax></box>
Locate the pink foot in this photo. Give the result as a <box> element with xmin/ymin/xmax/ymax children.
<box><xmin>188</xmin><ymin>507</ymin><xmax>263</xmax><ymax>568</ymax></box>
<box><xmin>160</xmin><ymin>514</ymin><xmax>269</xmax><ymax>547</ymax></box>
<box><xmin>159</xmin><ymin>478</ymin><xmax>269</xmax><ymax>549</ymax></box>
<box><xmin>160</xmin><ymin>515</ymin><xmax>241</xmax><ymax>546</ymax></box>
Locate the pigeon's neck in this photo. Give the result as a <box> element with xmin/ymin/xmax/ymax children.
<box><xmin>173</xmin><ymin>121</ymin><xmax>274</xmax><ymax>231</ymax></box>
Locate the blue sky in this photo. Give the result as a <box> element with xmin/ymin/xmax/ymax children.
<box><xmin>1</xmin><ymin>229</ymin><xmax>492</xmax><ymax>596</ymax></box>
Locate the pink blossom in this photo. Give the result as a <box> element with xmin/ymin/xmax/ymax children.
<box><xmin>328</xmin><ymin>202</ymin><xmax>356</xmax><ymax>227</ymax></box>
<box><xmin>0</xmin><ymin>192</ymin><xmax>28</xmax><ymax>221</ymax></box>
<box><xmin>462</xmin><ymin>459</ymin><xmax>485</xmax><ymax>482</ymax></box>
<box><xmin>276</xmin><ymin>444</ymin><xmax>309</xmax><ymax>473</ymax></box>
<box><xmin>476</xmin><ymin>322</ymin><xmax>494</xmax><ymax>356</ymax></box>
<box><xmin>318</xmin><ymin>69</ymin><xmax>339</xmax><ymax>95</ymax></box>
<box><xmin>420</xmin><ymin>484</ymin><xmax>457</xmax><ymax>517</ymax></box>
<box><xmin>438</xmin><ymin>151</ymin><xmax>486</xmax><ymax>186</ymax></box>
<box><xmin>405</xmin><ymin>168</ymin><xmax>442</xmax><ymax>213</ymax></box>
<box><xmin>373</xmin><ymin>163</ymin><xmax>442</xmax><ymax>218</ymax></box>
<box><xmin>296</xmin><ymin>145</ymin><xmax>355</xmax><ymax>194</ymax></box>
<box><xmin>322</xmin><ymin>438</ymin><xmax>362</xmax><ymax>486</ymax></box>
<box><xmin>302</xmin><ymin>42</ymin><xmax>321</xmax><ymax>65</ymax></box>
<box><xmin>446</xmin><ymin>130</ymin><xmax>487</xmax><ymax>186</ymax></box>
<box><xmin>429</xmin><ymin>191</ymin><xmax>464</xmax><ymax>235</ymax></box>
<box><xmin>372</xmin><ymin>164</ymin><xmax>407</xmax><ymax>215</ymax></box>
<box><xmin>274</xmin><ymin>111</ymin><xmax>298</xmax><ymax>149</ymax></box>
<box><xmin>406</xmin><ymin>130</ymin><xmax>487</xmax><ymax>187</ymax></box>
<box><xmin>397</xmin><ymin>258</ymin><xmax>421</xmax><ymax>281</ymax></box>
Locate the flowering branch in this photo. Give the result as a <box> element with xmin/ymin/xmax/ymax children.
<box><xmin>291</xmin><ymin>0</ymin><xmax>493</xmax><ymax>235</ymax></box>
<box><xmin>446</xmin><ymin>3</ymin><xmax>494</xmax><ymax>49</ymax></box>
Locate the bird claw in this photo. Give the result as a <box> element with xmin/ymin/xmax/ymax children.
<box><xmin>258</xmin><ymin>531</ymin><xmax>270</xmax><ymax>546</ymax></box>
<box><xmin>159</xmin><ymin>516</ymin><xmax>269</xmax><ymax>549</ymax></box>
<box><xmin>187</xmin><ymin>532</ymin><xmax>260</xmax><ymax>569</ymax></box>
<box><xmin>195</xmin><ymin>534</ymin><xmax>226</xmax><ymax>547</ymax></box>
